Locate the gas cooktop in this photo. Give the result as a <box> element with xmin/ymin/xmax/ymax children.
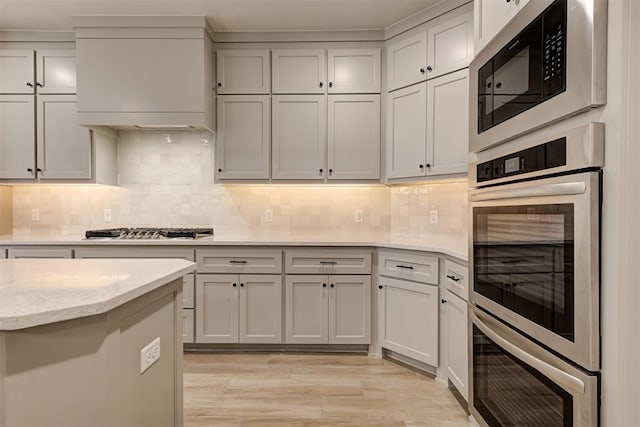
<box><xmin>85</xmin><ymin>227</ymin><xmax>214</xmax><ymax>240</ymax></box>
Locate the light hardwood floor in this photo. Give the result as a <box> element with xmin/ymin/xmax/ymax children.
<box><xmin>183</xmin><ymin>352</ymin><xmax>469</xmax><ymax>427</ymax></box>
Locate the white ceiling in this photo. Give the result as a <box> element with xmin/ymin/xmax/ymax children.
<box><xmin>0</xmin><ymin>0</ymin><xmax>442</xmax><ymax>32</ymax></box>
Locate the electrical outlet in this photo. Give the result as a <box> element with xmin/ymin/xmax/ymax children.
<box><xmin>265</xmin><ymin>209</ymin><xmax>273</xmax><ymax>223</ymax></box>
<box><xmin>103</xmin><ymin>208</ymin><xmax>112</xmax><ymax>222</ymax></box>
<box><xmin>31</xmin><ymin>208</ymin><xmax>40</xmax><ymax>222</ymax></box>
<box><xmin>354</xmin><ymin>209</ymin><xmax>364</xmax><ymax>223</ymax></box>
<box><xmin>429</xmin><ymin>210</ymin><xmax>439</xmax><ymax>224</ymax></box>
<box><xmin>140</xmin><ymin>337</ymin><xmax>161</xmax><ymax>374</ymax></box>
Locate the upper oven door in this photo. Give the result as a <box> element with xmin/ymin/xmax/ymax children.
<box><xmin>469</xmin><ymin>171</ymin><xmax>600</xmax><ymax>371</ymax></box>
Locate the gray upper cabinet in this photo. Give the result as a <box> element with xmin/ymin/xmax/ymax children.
<box><xmin>0</xmin><ymin>95</ymin><xmax>35</xmax><ymax>179</ymax></box>
<box><xmin>386</xmin><ymin>29</ymin><xmax>428</xmax><ymax>92</ymax></box>
<box><xmin>37</xmin><ymin>95</ymin><xmax>92</xmax><ymax>180</ymax></box>
<box><xmin>0</xmin><ymin>49</ymin><xmax>75</xmax><ymax>94</ymax></box>
<box><xmin>272</xmin><ymin>49</ymin><xmax>326</xmax><ymax>94</ymax></box>
<box><xmin>216</xmin><ymin>95</ymin><xmax>270</xmax><ymax>179</ymax></box>
<box><xmin>426</xmin><ymin>4</ymin><xmax>473</xmax><ymax>79</ymax></box>
<box><xmin>327</xmin><ymin>49</ymin><xmax>381</xmax><ymax>94</ymax></box>
<box><xmin>216</xmin><ymin>49</ymin><xmax>270</xmax><ymax>94</ymax></box>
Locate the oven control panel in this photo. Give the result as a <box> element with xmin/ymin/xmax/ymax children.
<box><xmin>476</xmin><ymin>137</ymin><xmax>567</xmax><ymax>182</ymax></box>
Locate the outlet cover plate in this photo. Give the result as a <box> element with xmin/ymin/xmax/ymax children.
<box><xmin>140</xmin><ymin>337</ymin><xmax>161</xmax><ymax>374</ymax></box>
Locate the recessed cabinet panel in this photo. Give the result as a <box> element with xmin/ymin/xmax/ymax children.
<box><xmin>37</xmin><ymin>95</ymin><xmax>92</xmax><ymax>180</ymax></box>
<box><xmin>328</xmin><ymin>49</ymin><xmax>381</xmax><ymax>94</ymax></box>
<box><xmin>7</xmin><ymin>248</ymin><xmax>73</xmax><ymax>258</ymax></box>
<box><xmin>182</xmin><ymin>274</ymin><xmax>195</xmax><ymax>309</ymax></box>
<box><xmin>328</xmin><ymin>95</ymin><xmax>380</xmax><ymax>180</ymax></box>
<box><xmin>285</xmin><ymin>275</ymin><xmax>328</xmax><ymax>344</ymax></box>
<box><xmin>216</xmin><ymin>49</ymin><xmax>270</xmax><ymax>94</ymax></box>
<box><xmin>0</xmin><ymin>95</ymin><xmax>35</xmax><ymax>180</ymax></box>
<box><xmin>285</xmin><ymin>249</ymin><xmax>371</xmax><ymax>275</ymax></box>
<box><xmin>0</xmin><ymin>50</ymin><xmax>34</xmax><ymax>94</ymax></box>
<box><xmin>195</xmin><ymin>274</ymin><xmax>239</xmax><ymax>343</ymax></box>
<box><xmin>216</xmin><ymin>95</ymin><xmax>270</xmax><ymax>179</ymax></box>
<box><xmin>475</xmin><ymin>0</ymin><xmax>524</xmax><ymax>53</ymax></box>
<box><xmin>446</xmin><ymin>290</ymin><xmax>469</xmax><ymax>401</ymax></box>
<box><xmin>36</xmin><ymin>50</ymin><xmax>76</xmax><ymax>94</ymax></box>
<box><xmin>385</xmin><ymin>83</ymin><xmax>427</xmax><ymax>179</ymax></box>
<box><xmin>272</xmin><ymin>95</ymin><xmax>326</xmax><ymax>180</ymax></box>
<box><xmin>196</xmin><ymin>248</ymin><xmax>282</xmax><ymax>274</ymax></box>
<box><xmin>444</xmin><ymin>259</ymin><xmax>468</xmax><ymax>300</ymax></box>
<box><xmin>239</xmin><ymin>275</ymin><xmax>283</xmax><ymax>343</ymax></box>
<box><xmin>377</xmin><ymin>250</ymin><xmax>439</xmax><ymax>284</ymax></box>
<box><xmin>386</xmin><ymin>30</ymin><xmax>427</xmax><ymax>92</ymax></box>
<box><xmin>183</xmin><ymin>309</ymin><xmax>195</xmax><ymax>343</ymax></box>
<box><xmin>426</xmin><ymin>69</ymin><xmax>469</xmax><ymax>176</ymax></box>
<box><xmin>272</xmin><ymin>49</ymin><xmax>326</xmax><ymax>94</ymax></box>
<box><xmin>426</xmin><ymin>5</ymin><xmax>473</xmax><ymax>79</ymax></box>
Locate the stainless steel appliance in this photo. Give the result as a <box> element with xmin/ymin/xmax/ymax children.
<box><xmin>85</xmin><ymin>227</ymin><xmax>214</xmax><ymax>239</ymax></box>
<box><xmin>469</xmin><ymin>0</ymin><xmax>607</xmax><ymax>152</ymax></box>
<box><xmin>468</xmin><ymin>123</ymin><xmax>603</xmax><ymax>426</ymax></box>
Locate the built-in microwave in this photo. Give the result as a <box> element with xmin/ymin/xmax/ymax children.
<box><xmin>469</xmin><ymin>0</ymin><xmax>607</xmax><ymax>153</ymax></box>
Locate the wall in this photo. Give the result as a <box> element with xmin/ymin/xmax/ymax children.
<box><xmin>8</xmin><ymin>131</ymin><xmax>468</xmax><ymax>242</ymax></box>
<box><xmin>0</xmin><ymin>186</ymin><xmax>12</xmax><ymax>234</ymax></box>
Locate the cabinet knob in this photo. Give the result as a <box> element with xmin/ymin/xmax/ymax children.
<box><xmin>420</xmin><ymin>68</ymin><xmax>426</xmax><ymax>74</ymax></box>
<box><xmin>26</xmin><ymin>82</ymin><xmax>33</xmax><ymax>87</ymax></box>
<box><xmin>36</xmin><ymin>168</ymin><xmax>42</xmax><ymax>172</ymax></box>
<box><xmin>426</xmin><ymin>66</ymin><xmax>433</xmax><ymax>72</ymax></box>
<box><xmin>240</xmin><ymin>283</ymin><xmax>245</xmax><ymax>287</ymax></box>
<box><xmin>319</xmin><ymin>82</ymin><xmax>324</xmax><ymax>88</ymax></box>
<box><xmin>419</xmin><ymin>164</ymin><xmax>424</xmax><ymax>169</ymax></box>
<box><xmin>378</xmin><ymin>285</ymin><xmax>383</xmax><ymax>290</ymax></box>
<box><xmin>506</xmin><ymin>0</ymin><xmax>511</xmax><ymax>2</ymax></box>
<box><xmin>496</xmin><ymin>82</ymin><xmax>503</xmax><ymax>89</ymax></box>
<box><xmin>328</xmin><ymin>168</ymin><xmax>333</xmax><ymax>174</ymax></box>
<box><xmin>322</xmin><ymin>283</ymin><xmax>327</xmax><ymax>288</ymax></box>
<box><xmin>36</xmin><ymin>82</ymin><xmax>43</xmax><ymax>87</ymax></box>
<box><xmin>441</xmin><ymin>299</ymin><xmax>448</xmax><ymax>304</ymax></box>
<box><xmin>233</xmin><ymin>283</ymin><xmax>237</xmax><ymax>287</ymax></box>
<box><xmin>330</xmin><ymin>284</ymin><xmax>335</xmax><ymax>288</ymax></box>
<box><xmin>217</xmin><ymin>82</ymin><xmax>222</xmax><ymax>87</ymax></box>
<box><xmin>319</xmin><ymin>168</ymin><xmax>324</xmax><ymax>174</ymax></box>
<box><xmin>426</xmin><ymin>163</ymin><xmax>431</xmax><ymax>168</ymax></box>
<box><xmin>27</xmin><ymin>168</ymin><xmax>33</xmax><ymax>173</ymax></box>
<box><xmin>329</xmin><ymin>82</ymin><xmax>333</xmax><ymax>88</ymax></box>
<box><xmin>218</xmin><ymin>168</ymin><xmax>222</xmax><ymax>172</ymax></box>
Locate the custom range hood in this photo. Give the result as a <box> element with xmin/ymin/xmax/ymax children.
<box><xmin>73</xmin><ymin>16</ymin><xmax>214</xmax><ymax>131</ymax></box>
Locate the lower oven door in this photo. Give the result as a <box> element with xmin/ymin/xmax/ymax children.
<box><xmin>469</xmin><ymin>171</ymin><xmax>600</xmax><ymax>371</ymax></box>
<box><xmin>470</xmin><ymin>305</ymin><xmax>599</xmax><ymax>427</ymax></box>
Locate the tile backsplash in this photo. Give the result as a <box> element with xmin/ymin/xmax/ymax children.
<box><xmin>8</xmin><ymin>131</ymin><xmax>468</xmax><ymax>240</ymax></box>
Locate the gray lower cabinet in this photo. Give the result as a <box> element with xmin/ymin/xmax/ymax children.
<box><xmin>195</xmin><ymin>274</ymin><xmax>283</xmax><ymax>344</ymax></box>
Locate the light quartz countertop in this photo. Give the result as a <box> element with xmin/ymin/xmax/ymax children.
<box><xmin>0</xmin><ymin>233</ymin><xmax>468</xmax><ymax>261</ymax></box>
<box><xmin>0</xmin><ymin>258</ymin><xmax>196</xmax><ymax>330</ymax></box>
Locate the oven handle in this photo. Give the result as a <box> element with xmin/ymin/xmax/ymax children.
<box><xmin>472</xmin><ymin>307</ymin><xmax>586</xmax><ymax>394</ymax></box>
<box><xmin>470</xmin><ymin>182</ymin><xmax>586</xmax><ymax>202</ymax></box>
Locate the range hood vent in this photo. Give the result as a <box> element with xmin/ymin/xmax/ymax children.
<box><xmin>73</xmin><ymin>16</ymin><xmax>214</xmax><ymax>131</ymax></box>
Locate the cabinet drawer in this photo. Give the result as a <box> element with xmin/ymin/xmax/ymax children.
<box><xmin>8</xmin><ymin>248</ymin><xmax>73</xmax><ymax>258</ymax></box>
<box><xmin>183</xmin><ymin>309</ymin><xmax>194</xmax><ymax>344</ymax></box>
<box><xmin>285</xmin><ymin>249</ymin><xmax>371</xmax><ymax>274</ymax></box>
<box><xmin>196</xmin><ymin>248</ymin><xmax>282</xmax><ymax>274</ymax></box>
<box><xmin>182</xmin><ymin>274</ymin><xmax>195</xmax><ymax>309</ymax></box>
<box><xmin>444</xmin><ymin>259</ymin><xmax>468</xmax><ymax>301</ymax></box>
<box><xmin>74</xmin><ymin>247</ymin><xmax>195</xmax><ymax>261</ymax></box>
<box><xmin>377</xmin><ymin>250</ymin><xmax>439</xmax><ymax>284</ymax></box>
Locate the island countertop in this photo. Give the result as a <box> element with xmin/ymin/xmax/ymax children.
<box><xmin>0</xmin><ymin>258</ymin><xmax>196</xmax><ymax>330</ymax></box>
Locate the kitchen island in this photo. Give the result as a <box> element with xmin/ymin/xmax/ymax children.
<box><xmin>0</xmin><ymin>258</ymin><xmax>196</xmax><ymax>427</ymax></box>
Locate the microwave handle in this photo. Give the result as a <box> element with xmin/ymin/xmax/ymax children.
<box><xmin>472</xmin><ymin>307</ymin><xmax>586</xmax><ymax>394</ymax></box>
<box><xmin>470</xmin><ymin>181</ymin><xmax>586</xmax><ymax>202</ymax></box>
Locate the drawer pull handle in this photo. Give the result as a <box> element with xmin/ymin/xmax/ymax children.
<box><xmin>396</xmin><ymin>264</ymin><xmax>414</xmax><ymax>270</ymax></box>
<box><xmin>446</xmin><ymin>274</ymin><xmax>461</xmax><ymax>282</ymax></box>
<box><xmin>229</xmin><ymin>260</ymin><xmax>248</xmax><ymax>264</ymax></box>
<box><xmin>319</xmin><ymin>261</ymin><xmax>338</xmax><ymax>265</ymax></box>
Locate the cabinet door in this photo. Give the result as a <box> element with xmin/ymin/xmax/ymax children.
<box><xmin>35</xmin><ymin>50</ymin><xmax>76</xmax><ymax>94</ymax></box>
<box><xmin>327</xmin><ymin>49</ymin><xmax>381</xmax><ymax>94</ymax></box>
<box><xmin>195</xmin><ymin>274</ymin><xmax>239</xmax><ymax>343</ymax></box>
<box><xmin>0</xmin><ymin>95</ymin><xmax>35</xmax><ymax>180</ymax></box>
<box><xmin>216</xmin><ymin>49</ymin><xmax>270</xmax><ymax>94</ymax></box>
<box><xmin>474</xmin><ymin>0</ymin><xmax>520</xmax><ymax>53</ymax></box>
<box><xmin>329</xmin><ymin>275</ymin><xmax>371</xmax><ymax>344</ymax></box>
<box><xmin>446</xmin><ymin>290</ymin><xmax>469</xmax><ymax>401</ymax></box>
<box><xmin>183</xmin><ymin>309</ymin><xmax>195</xmax><ymax>344</ymax></box>
<box><xmin>272</xmin><ymin>95</ymin><xmax>326</xmax><ymax>180</ymax></box>
<box><xmin>37</xmin><ymin>95</ymin><xmax>92</xmax><ymax>180</ymax></box>
<box><xmin>216</xmin><ymin>95</ymin><xmax>270</xmax><ymax>179</ymax></box>
<box><xmin>285</xmin><ymin>275</ymin><xmax>328</xmax><ymax>344</ymax></box>
<box><xmin>328</xmin><ymin>95</ymin><xmax>380</xmax><ymax>180</ymax></box>
<box><xmin>272</xmin><ymin>49</ymin><xmax>326</xmax><ymax>94</ymax></box>
<box><xmin>380</xmin><ymin>277</ymin><xmax>438</xmax><ymax>366</ymax></box>
<box><xmin>426</xmin><ymin>69</ymin><xmax>468</xmax><ymax>176</ymax></box>
<box><xmin>386</xmin><ymin>30</ymin><xmax>427</xmax><ymax>92</ymax></box>
<box><xmin>385</xmin><ymin>83</ymin><xmax>427</xmax><ymax>179</ymax></box>
<box><xmin>426</xmin><ymin>5</ymin><xmax>473</xmax><ymax>79</ymax></box>
<box><xmin>239</xmin><ymin>274</ymin><xmax>283</xmax><ymax>344</ymax></box>
<box><xmin>0</xmin><ymin>50</ymin><xmax>34</xmax><ymax>94</ymax></box>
